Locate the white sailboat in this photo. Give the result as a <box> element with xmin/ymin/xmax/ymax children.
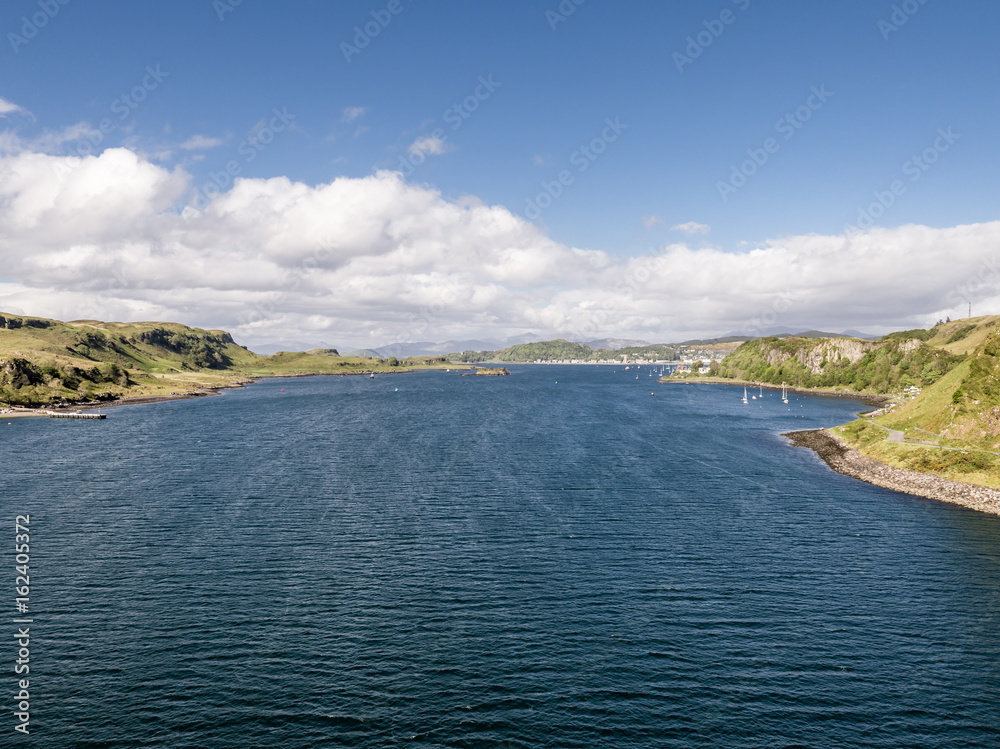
<box><xmin>782</xmin><ymin>382</ymin><xmax>788</xmax><ymax>404</ymax></box>
<box><xmin>742</xmin><ymin>387</ymin><xmax>748</xmax><ymax>404</ymax></box>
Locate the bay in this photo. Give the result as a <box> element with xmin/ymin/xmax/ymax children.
<box><xmin>4</xmin><ymin>365</ymin><xmax>999</xmax><ymax>747</ymax></box>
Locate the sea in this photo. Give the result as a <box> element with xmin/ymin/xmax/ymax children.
<box><xmin>4</xmin><ymin>364</ymin><xmax>999</xmax><ymax>748</ymax></box>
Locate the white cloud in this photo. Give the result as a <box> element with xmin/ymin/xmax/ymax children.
<box><xmin>0</xmin><ymin>141</ymin><xmax>998</xmax><ymax>350</ymax></box>
<box><xmin>672</xmin><ymin>221</ymin><xmax>710</xmax><ymax>235</ymax></box>
<box><xmin>642</xmin><ymin>214</ymin><xmax>663</xmax><ymax>228</ymax></box>
<box><xmin>341</xmin><ymin>106</ymin><xmax>366</xmax><ymax>123</ymax></box>
<box><xmin>179</xmin><ymin>135</ymin><xmax>224</xmax><ymax>150</ymax></box>
<box><xmin>408</xmin><ymin>134</ymin><xmax>450</xmax><ymax>157</ymax></box>
<box><xmin>25</xmin><ymin>122</ymin><xmax>95</xmax><ymax>153</ymax></box>
<box><xmin>0</xmin><ymin>98</ymin><xmax>29</xmax><ymax>117</ymax></box>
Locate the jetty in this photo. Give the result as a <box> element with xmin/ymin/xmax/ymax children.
<box><xmin>45</xmin><ymin>410</ymin><xmax>106</xmax><ymax>420</ymax></box>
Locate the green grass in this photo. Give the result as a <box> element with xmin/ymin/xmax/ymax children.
<box><xmin>828</xmin><ymin>329</ymin><xmax>1000</xmax><ymax>490</ymax></box>
<box><xmin>832</xmin><ymin>419</ymin><xmax>889</xmax><ymax>448</ymax></box>
<box><xmin>0</xmin><ymin>312</ymin><xmax>468</xmax><ymax>406</ymax></box>
<box><xmin>927</xmin><ymin>315</ymin><xmax>1000</xmax><ymax>355</ymax></box>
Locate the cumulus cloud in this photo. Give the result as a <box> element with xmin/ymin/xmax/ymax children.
<box><xmin>0</xmin><ymin>140</ymin><xmax>998</xmax><ymax>350</ymax></box>
<box><xmin>672</xmin><ymin>221</ymin><xmax>710</xmax><ymax>235</ymax></box>
<box><xmin>179</xmin><ymin>135</ymin><xmax>224</xmax><ymax>150</ymax></box>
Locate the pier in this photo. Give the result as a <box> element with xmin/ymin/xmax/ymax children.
<box><xmin>45</xmin><ymin>411</ymin><xmax>107</xmax><ymax>420</ymax></box>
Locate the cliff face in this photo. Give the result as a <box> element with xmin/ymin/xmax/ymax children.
<box><xmin>774</xmin><ymin>338</ymin><xmax>880</xmax><ymax>374</ymax></box>
<box><xmin>0</xmin><ymin>315</ymin><xmax>54</xmax><ymax>330</ymax></box>
<box><xmin>718</xmin><ymin>335</ymin><xmax>964</xmax><ymax>392</ymax></box>
<box><xmin>1</xmin><ymin>358</ymin><xmax>44</xmax><ymax>387</ymax></box>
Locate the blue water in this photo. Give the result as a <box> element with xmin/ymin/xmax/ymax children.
<box><xmin>4</xmin><ymin>365</ymin><xmax>1000</xmax><ymax>748</ymax></box>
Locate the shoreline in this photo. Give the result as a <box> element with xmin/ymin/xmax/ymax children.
<box><xmin>784</xmin><ymin>429</ymin><xmax>1000</xmax><ymax>516</ymax></box>
<box><xmin>661</xmin><ymin>377</ymin><xmax>891</xmax><ymax>408</ymax></box>
<box><xmin>2</xmin><ymin>366</ymin><xmax>472</xmax><ymax>417</ymax></box>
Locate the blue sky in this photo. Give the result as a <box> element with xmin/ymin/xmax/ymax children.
<box><xmin>1</xmin><ymin>0</ymin><xmax>999</xmax><ymax>348</ymax></box>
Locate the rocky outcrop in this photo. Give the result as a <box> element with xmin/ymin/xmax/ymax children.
<box><xmin>761</xmin><ymin>338</ymin><xmax>873</xmax><ymax>374</ymax></box>
<box><xmin>0</xmin><ymin>358</ymin><xmax>44</xmax><ymax>387</ymax></box>
<box><xmin>755</xmin><ymin>337</ymin><xmax>929</xmax><ymax>375</ymax></box>
<box><xmin>785</xmin><ymin>429</ymin><xmax>1000</xmax><ymax>516</ymax></box>
<box><xmin>0</xmin><ymin>315</ymin><xmax>53</xmax><ymax>330</ymax></box>
<box><xmin>473</xmin><ymin>367</ymin><xmax>510</xmax><ymax>376</ymax></box>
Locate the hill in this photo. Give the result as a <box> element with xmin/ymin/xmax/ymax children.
<box><xmin>671</xmin><ymin>316</ymin><xmax>1000</xmax><ymax>491</ymax></box>
<box><xmin>828</xmin><ymin>326</ymin><xmax>1000</xmax><ymax>489</ymax></box>
<box><xmin>714</xmin><ymin>331</ymin><xmax>964</xmax><ymax>392</ymax></box>
<box><xmin>451</xmin><ymin>339</ymin><xmax>596</xmax><ymax>363</ymax></box>
<box><xmin>0</xmin><ymin>312</ymin><xmax>459</xmax><ymax>406</ymax></box>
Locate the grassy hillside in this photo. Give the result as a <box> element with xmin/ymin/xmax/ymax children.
<box><xmin>451</xmin><ymin>339</ymin><xmax>597</xmax><ymax>362</ymax></box>
<box><xmin>870</xmin><ymin>329</ymin><xmax>1000</xmax><ymax>450</ymax></box>
<box><xmin>0</xmin><ymin>312</ymin><xmax>460</xmax><ymax>406</ymax></box>
<box><xmin>670</xmin><ymin>316</ymin><xmax>1000</xmax><ymax>489</ymax></box>
<box><xmin>817</xmin><ymin>320</ymin><xmax>1000</xmax><ymax>489</ymax></box>
<box><xmin>713</xmin><ymin>332</ymin><xmax>964</xmax><ymax>392</ymax></box>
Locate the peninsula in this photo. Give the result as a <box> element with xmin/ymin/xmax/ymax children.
<box><xmin>0</xmin><ymin>312</ymin><xmax>467</xmax><ymax>412</ymax></box>
<box><xmin>666</xmin><ymin>317</ymin><xmax>1000</xmax><ymax>513</ymax></box>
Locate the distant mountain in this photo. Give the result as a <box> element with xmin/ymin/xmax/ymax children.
<box><xmin>793</xmin><ymin>330</ymin><xmax>857</xmax><ymax>339</ymax></box>
<box><xmin>579</xmin><ymin>338</ymin><xmax>652</xmax><ymax>351</ymax></box>
<box><xmin>680</xmin><ymin>335</ymin><xmax>753</xmax><ymax>345</ymax></box>
<box><xmin>344</xmin><ymin>349</ymin><xmax>384</xmax><ymax>359</ymax></box>
<box><xmin>374</xmin><ymin>332</ymin><xmax>547</xmax><ymax>358</ymax></box>
<box><xmin>718</xmin><ymin>327</ymin><xmax>878</xmax><ymax>341</ymax></box>
<box><xmin>375</xmin><ymin>340</ymin><xmax>494</xmax><ymax>358</ymax></box>
<box><xmin>253</xmin><ymin>340</ymin><xmax>341</xmax><ymax>355</ymax></box>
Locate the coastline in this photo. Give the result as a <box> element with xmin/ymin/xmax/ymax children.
<box><xmin>2</xmin><ymin>365</ymin><xmax>473</xmax><ymax>417</ymax></box>
<box><xmin>660</xmin><ymin>377</ymin><xmax>891</xmax><ymax>408</ymax></box>
<box><xmin>1</xmin><ymin>380</ymin><xmax>254</xmax><ymax>417</ymax></box>
<box><xmin>784</xmin><ymin>428</ymin><xmax>1000</xmax><ymax>517</ymax></box>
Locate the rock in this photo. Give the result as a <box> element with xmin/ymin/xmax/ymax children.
<box><xmin>784</xmin><ymin>429</ymin><xmax>1000</xmax><ymax>516</ymax></box>
<box><xmin>473</xmin><ymin>367</ymin><xmax>510</xmax><ymax>376</ymax></box>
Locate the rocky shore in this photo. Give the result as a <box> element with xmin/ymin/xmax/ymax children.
<box><xmin>784</xmin><ymin>429</ymin><xmax>1000</xmax><ymax>516</ymax></box>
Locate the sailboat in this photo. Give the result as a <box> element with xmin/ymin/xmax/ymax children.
<box><xmin>782</xmin><ymin>382</ymin><xmax>788</xmax><ymax>404</ymax></box>
<box><xmin>742</xmin><ymin>387</ymin><xmax>748</xmax><ymax>404</ymax></box>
